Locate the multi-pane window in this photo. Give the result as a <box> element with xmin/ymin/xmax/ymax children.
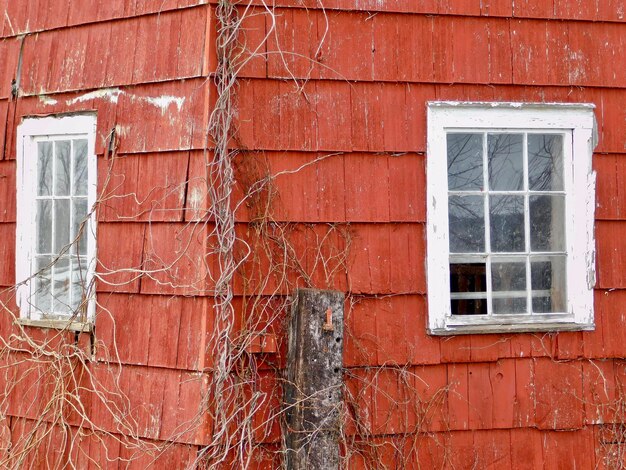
<box><xmin>427</xmin><ymin>103</ymin><xmax>596</xmax><ymax>335</ymax></box>
<box><xmin>16</xmin><ymin>115</ymin><xmax>97</xmax><ymax>326</ymax></box>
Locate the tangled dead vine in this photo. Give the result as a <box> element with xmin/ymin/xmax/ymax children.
<box><xmin>2</xmin><ymin>2</ymin><xmax>623</xmax><ymax>470</ymax></box>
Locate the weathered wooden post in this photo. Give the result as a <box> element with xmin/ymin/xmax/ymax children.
<box><xmin>285</xmin><ymin>288</ymin><xmax>344</xmax><ymax>469</ymax></box>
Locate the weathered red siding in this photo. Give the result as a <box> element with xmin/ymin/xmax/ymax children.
<box><xmin>0</xmin><ymin>0</ymin><xmax>625</xmax><ymax>468</ymax></box>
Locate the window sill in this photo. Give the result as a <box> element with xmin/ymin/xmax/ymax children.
<box><xmin>428</xmin><ymin>321</ymin><xmax>595</xmax><ymax>336</ymax></box>
<box><xmin>17</xmin><ymin>317</ymin><xmax>93</xmax><ymax>333</ymax></box>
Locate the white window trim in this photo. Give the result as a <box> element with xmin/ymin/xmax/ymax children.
<box><xmin>426</xmin><ymin>102</ymin><xmax>596</xmax><ymax>335</ymax></box>
<box><xmin>16</xmin><ymin>113</ymin><xmax>97</xmax><ymax>329</ymax></box>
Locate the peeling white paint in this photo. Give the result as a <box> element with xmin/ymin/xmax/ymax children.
<box><xmin>142</xmin><ymin>95</ymin><xmax>186</xmax><ymax>115</ymax></box>
<box><xmin>38</xmin><ymin>95</ymin><xmax>58</xmax><ymax>106</ymax></box>
<box><xmin>65</xmin><ymin>88</ymin><xmax>186</xmax><ymax>116</ymax></box>
<box><xmin>66</xmin><ymin>88</ymin><xmax>123</xmax><ymax>105</ymax></box>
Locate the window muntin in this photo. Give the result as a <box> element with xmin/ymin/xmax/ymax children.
<box><xmin>16</xmin><ymin>115</ymin><xmax>97</xmax><ymax>326</ymax></box>
<box><xmin>426</xmin><ymin>103</ymin><xmax>596</xmax><ymax>335</ymax></box>
<box><xmin>448</xmin><ymin>131</ymin><xmax>567</xmax><ymax>317</ymax></box>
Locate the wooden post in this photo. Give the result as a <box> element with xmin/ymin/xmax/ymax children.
<box><xmin>285</xmin><ymin>288</ymin><xmax>344</xmax><ymax>470</ymax></box>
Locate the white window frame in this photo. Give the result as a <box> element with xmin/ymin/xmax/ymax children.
<box><xmin>16</xmin><ymin>113</ymin><xmax>97</xmax><ymax>330</ymax></box>
<box><xmin>426</xmin><ymin>102</ymin><xmax>596</xmax><ymax>335</ymax></box>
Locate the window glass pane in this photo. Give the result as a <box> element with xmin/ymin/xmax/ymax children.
<box><xmin>528</xmin><ymin>134</ymin><xmax>563</xmax><ymax>191</ymax></box>
<box><xmin>488</xmin><ymin>134</ymin><xmax>524</xmax><ymax>190</ymax></box>
<box><xmin>34</xmin><ymin>256</ymin><xmax>52</xmax><ymax>313</ymax></box>
<box><xmin>73</xmin><ymin>139</ymin><xmax>88</xmax><ymax>196</ymax></box>
<box><xmin>72</xmin><ymin>198</ymin><xmax>89</xmax><ymax>255</ymax></box>
<box><xmin>53</xmin><ymin>199</ymin><xmax>71</xmax><ymax>253</ymax></box>
<box><xmin>71</xmin><ymin>257</ymin><xmax>87</xmax><ymax>311</ymax></box>
<box><xmin>54</xmin><ymin>140</ymin><xmax>71</xmax><ymax>196</ymax></box>
<box><xmin>447</xmin><ymin>133</ymin><xmax>483</xmax><ymax>190</ymax></box>
<box><xmin>451</xmin><ymin>298</ymin><xmax>487</xmax><ymax>316</ymax></box>
<box><xmin>490</xmin><ymin>195</ymin><xmax>525</xmax><ymax>252</ymax></box>
<box><xmin>492</xmin><ymin>261</ymin><xmax>527</xmax><ymax>314</ymax></box>
<box><xmin>531</xmin><ymin>256</ymin><xmax>566</xmax><ymax>313</ymax></box>
<box><xmin>448</xmin><ymin>195</ymin><xmax>485</xmax><ymax>253</ymax></box>
<box><xmin>450</xmin><ymin>263</ymin><xmax>487</xmax><ymax>293</ymax></box>
<box><xmin>37</xmin><ymin>141</ymin><xmax>53</xmax><ymax>196</ymax></box>
<box><xmin>52</xmin><ymin>257</ymin><xmax>71</xmax><ymax>314</ymax></box>
<box><xmin>36</xmin><ymin>199</ymin><xmax>52</xmax><ymax>254</ymax></box>
<box><xmin>530</xmin><ymin>195</ymin><xmax>565</xmax><ymax>252</ymax></box>
<box><xmin>450</xmin><ymin>263</ymin><xmax>487</xmax><ymax>316</ymax></box>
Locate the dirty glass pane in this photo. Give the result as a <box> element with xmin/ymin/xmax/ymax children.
<box><xmin>451</xmin><ymin>298</ymin><xmax>487</xmax><ymax>315</ymax></box>
<box><xmin>528</xmin><ymin>134</ymin><xmax>563</xmax><ymax>191</ymax></box>
<box><xmin>52</xmin><ymin>257</ymin><xmax>71</xmax><ymax>314</ymax></box>
<box><xmin>37</xmin><ymin>141</ymin><xmax>53</xmax><ymax>196</ymax></box>
<box><xmin>36</xmin><ymin>199</ymin><xmax>52</xmax><ymax>254</ymax></box>
<box><xmin>71</xmin><ymin>257</ymin><xmax>87</xmax><ymax>311</ymax></box>
<box><xmin>529</xmin><ymin>195</ymin><xmax>565</xmax><ymax>252</ymax></box>
<box><xmin>450</xmin><ymin>263</ymin><xmax>487</xmax><ymax>293</ymax></box>
<box><xmin>490</xmin><ymin>195</ymin><xmax>525</xmax><ymax>252</ymax></box>
<box><xmin>492</xmin><ymin>261</ymin><xmax>527</xmax><ymax>314</ymax></box>
<box><xmin>448</xmin><ymin>195</ymin><xmax>485</xmax><ymax>253</ymax></box>
<box><xmin>488</xmin><ymin>134</ymin><xmax>524</xmax><ymax>190</ymax></box>
<box><xmin>34</xmin><ymin>256</ymin><xmax>52</xmax><ymax>313</ymax></box>
<box><xmin>73</xmin><ymin>139</ymin><xmax>88</xmax><ymax>196</ymax></box>
<box><xmin>450</xmin><ymin>263</ymin><xmax>487</xmax><ymax>315</ymax></box>
<box><xmin>54</xmin><ymin>140</ymin><xmax>71</xmax><ymax>196</ymax></box>
<box><xmin>531</xmin><ymin>256</ymin><xmax>566</xmax><ymax>313</ymax></box>
<box><xmin>447</xmin><ymin>133</ymin><xmax>483</xmax><ymax>190</ymax></box>
<box><xmin>72</xmin><ymin>197</ymin><xmax>88</xmax><ymax>255</ymax></box>
<box><xmin>53</xmin><ymin>199</ymin><xmax>71</xmax><ymax>253</ymax></box>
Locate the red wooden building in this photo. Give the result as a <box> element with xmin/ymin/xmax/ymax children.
<box><xmin>0</xmin><ymin>0</ymin><xmax>625</xmax><ymax>468</ymax></box>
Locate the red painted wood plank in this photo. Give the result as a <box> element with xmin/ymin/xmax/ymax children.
<box><xmin>447</xmin><ymin>363</ymin><xmax>470</xmax><ymax>430</ymax></box>
<box><xmin>534</xmin><ymin>358</ymin><xmax>584</xmax><ymax>430</ymax></box>
<box><xmin>141</xmin><ymin>222</ymin><xmax>213</xmax><ymax>295</ymax></box>
<box><xmin>388</xmin><ymin>153</ymin><xmax>425</xmax><ymax>223</ymax></box>
<box><xmin>315</xmin><ymin>80</ymin><xmax>352</xmax><ymax>151</ymax></box>
<box><xmin>600</xmin><ymin>89</ymin><xmax>626</xmax><ymax>154</ymax></box>
<box><xmin>590</xmin><ymin>289</ymin><xmax>626</xmax><ymax>359</ymax></box>
<box><xmin>554</xmin><ymin>0</ymin><xmax>599</xmax><ymax>20</ymax></box>
<box><xmin>470</xmin><ymin>429</ymin><xmax>513</xmax><ymax>468</ymax></box>
<box><xmin>0</xmin><ymin>38</ymin><xmax>19</xmax><ymax>100</ymax></box>
<box><xmin>317</xmin><ymin>11</ymin><xmax>374</xmax><ymax>81</ymax></box>
<box><xmin>509</xmin><ymin>428</ymin><xmax>543</xmax><ymax>470</ymax></box>
<box><xmin>596</xmin><ymin>221</ymin><xmax>626</xmax><ymax>289</ymax></box>
<box><xmin>97</xmin><ymin>222</ymin><xmax>145</xmax><ymax>293</ymax></box>
<box><xmin>582</xmin><ymin>359</ymin><xmax>617</xmax><ymax>425</ymax></box>
<box><xmin>371</xmin><ymin>368</ymin><xmax>419</xmax><ymax>435</ymax></box>
<box><xmin>372</xmin><ymin>14</ymin><xmax>434</xmax><ymax>83</ymax></box>
<box><xmin>99</xmin><ymin>152</ymin><xmax>188</xmax><ymax>222</ymax></box>
<box><xmin>468</xmin><ymin>335</ymin><xmax>511</xmax><ymax>362</ymax></box>
<box><xmin>468</xmin><ymin>360</ymin><xmax>516</xmax><ymax>429</ymax></box>
<box><xmin>96</xmin><ymin>293</ymin><xmax>153</xmax><ymax>365</ymax></box>
<box><xmin>266</xmin><ymin>8</ymin><xmax>317</xmax><ymax>80</ymax></box>
<box><xmin>513</xmin><ymin>0</ymin><xmax>555</xmax><ymax>18</ymax></box>
<box><xmin>344</xmin><ymin>368</ymin><xmax>374</xmax><ymax>435</ymax></box>
<box><xmin>555</xmin><ymin>332</ymin><xmax>584</xmax><ymax>360</ymax></box>
<box><xmin>278</xmin><ymin>81</ymin><xmax>318</xmax><ymax>150</ymax></box>
<box><xmin>20</xmin><ymin>10</ymin><xmax>205</xmax><ymax>95</ymax></box>
<box><xmin>343</xmin><ymin>296</ymin><xmax>378</xmax><ymax>367</ymax></box>
<box><xmin>344</xmin><ymin>154</ymin><xmax>389</xmax><ymax>222</ymax></box>
<box><xmin>513</xmin><ymin>358</ymin><xmax>535</xmax><ymax>427</ymax></box>
<box><xmin>413</xmin><ymin>364</ymin><xmax>447</xmax><ymax>432</ymax></box>
<box><xmin>252</xmin><ymin>371</ymin><xmax>282</xmax><ymax>443</ymax></box>
<box><xmin>0</xmin><ymin>160</ymin><xmax>15</xmax><ymax>223</ymax></box>
<box><xmin>594</xmin><ymin>154</ymin><xmax>626</xmax><ymax>221</ymax></box>
<box><xmin>0</xmin><ymin>223</ymin><xmax>15</xmax><ymax>286</ymax></box>
<box><xmin>451</xmin><ymin>17</ymin><xmax>490</xmax><ymax>84</ymax></box>
<box><xmin>542</xmin><ymin>428</ymin><xmax>596</xmax><ymax>469</ymax></box>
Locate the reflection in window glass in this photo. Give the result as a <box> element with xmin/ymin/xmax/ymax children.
<box><xmin>446</xmin><ymin>131</ymin><xmax>568</xmax><ymax>318</ymax></box>
<box><xmin>33</xmin><ymin>138</ymin><xmax>90</xmax><ymax>317</ymax></box>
